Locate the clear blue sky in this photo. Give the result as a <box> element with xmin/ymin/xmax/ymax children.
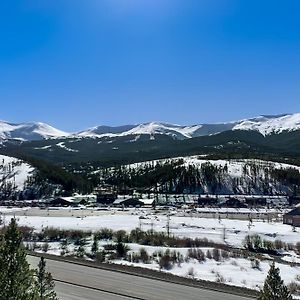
<box><xmin>1</xmin><ymin>0</ymin><xmax>300</xmax><ymax>131</ymax></box>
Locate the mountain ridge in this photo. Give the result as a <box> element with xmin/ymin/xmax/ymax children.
<box><xmin>1</xmin><ymin>113</ymin><xmax>300</xmax><ymax>142</ymax></box>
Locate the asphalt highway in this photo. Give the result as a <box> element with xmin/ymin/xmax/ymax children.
<box><xmin>28</xmin><ymin>256</ymin><xmax>253</xmax><ymax>300</ymax></box>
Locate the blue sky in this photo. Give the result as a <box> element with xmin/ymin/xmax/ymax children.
<box><xmin>1</xmin><ymin>0</ymin><xmax>300</xmax><ymax>131</ymax></box>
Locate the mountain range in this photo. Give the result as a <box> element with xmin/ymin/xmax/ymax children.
<box><xmin>1</xmin><ymin>113</ymin><xmax>300</xmax><ymax>142</ymax></box>
<box><xmin>1</xmin><ymin>113</ymin><xmax>300</xmax><ymax>198</ymax></box>
<box><xmin>1</xmin><ymin>113</ymin><xmax>300</xmax><ymax>166</ymax></box>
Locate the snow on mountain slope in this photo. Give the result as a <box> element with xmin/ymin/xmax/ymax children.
<box><xmin>121</xmin><ymin>122</ymin><xmax>203</xmax><ymax>139</ymax></box>
<box><xmin>233</xmin><ymin>113</ymin><xmax>300</xmax><ymax>136</ymax></box>
<box><xmin>128</xmin><ymin>155</ymin><xmax>300</xmax><ymax>173</ymax></box>
<box><xmin>78</xmin><ymin>122</ymin><xmax>202</xmax><ymax>139</ymax></box>
<box><xmin>1</xmin><ymin>113</ymin><xmax>300</xmax><ymax>142</ymax></box>
<box><xmin>0</xmin><ymin>121</ymin><xmax>70</xmax><ymax>141</ymax></box>
<box><xmin>123</xmin><ymin>156</ymin><xmax>300</xmax><ymax>195</ymax></box>
<box><xmin>78</xmin><ymin>125</ymin><xmax>136</xmax><ymax>137</ymax></box>
<box><xmin>0</xmin><ymin>154</ymin><xmax>34</xmax><ymax>190</ymax></box>
<box><xmin>79</xmin><ymin>114</ymin><xmax>300</xmax><ymax>140</ymax></box>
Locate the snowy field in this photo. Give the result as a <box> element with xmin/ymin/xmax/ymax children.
<box><xmin>1</xmin><ymin>207</ymin><xmax>299</xmax><ymax>247</ymax></box>
<box><xmin>2</xmin><ymin>207</ymin><xmax>300</xmax><ymax>297</ymax></box>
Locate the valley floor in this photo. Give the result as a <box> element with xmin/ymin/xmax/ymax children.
<box><xmin>1</xmin><ymin>206</ymin><xmax>300</xmax><ymax>298</ymax></box>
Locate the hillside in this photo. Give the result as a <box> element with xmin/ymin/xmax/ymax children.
<box><xmin>1</xmin><ymin>113</ymin><xmax>300</xmax><ymax>198</ymax></box>
<box><xmin>0</xmin><ymin>154</ymin><xmax>35</xmax><ymax>199</ymax></box>
<box><xmin>1</xmin><ymin>129</ymin><xmax>300</xmax><ymax>166</ymax></box>
<box><xmin>96</xmin><ymin>156</ymin><xmax>300</xmax><ymax>196</ymax></box>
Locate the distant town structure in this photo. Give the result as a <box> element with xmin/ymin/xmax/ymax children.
<box><xmin>48</xmin><ymin>194</ymin><xmax>96</xmax><ymax>207</ymax></box>
<box><xmin>283</xmin><ymin>207</ymin><xmax>300</xmax><ymax>227</ymax></box>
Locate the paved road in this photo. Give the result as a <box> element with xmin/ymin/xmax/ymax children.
<box><xmin>55</xmin><ymin>281</ymin><xmax>133</xmax><ymax>300</ymax></box>
<box><xmin>29</xmin><ymin>256</ymin><xmax>253</xmax><ymax>300</ymax></box>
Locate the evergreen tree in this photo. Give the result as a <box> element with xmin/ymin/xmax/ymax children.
<box><xmin>34</xmin><ymin>257</ymin><xmax>58</xmax><ymax>300</ymax></box>
<box><xmin>0</xmin><ymin>218</ymin><xmax>35</xmax><ymax>300</ymax></box>
<box><xmin>258</xmin><ymin>262</ymin><xmax>292</xmax><ymax>300</ymax></box>
<box><xmin>91</xmin><ymin>236</ymin><xmax>99</xmax><ymax>256</ymax></box>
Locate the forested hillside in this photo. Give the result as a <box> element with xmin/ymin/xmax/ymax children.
<box><xmin>93</xmin><ymin>157</ymin><xmax>300</xmax><ymax>196</ymax></box>
<box><xmin>0</xmin><ymin>154</ymin><xmax>92</xmax><ymax>200</ymax></box>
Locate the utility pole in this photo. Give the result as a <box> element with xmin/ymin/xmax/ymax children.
<box><xmin>222</xmin><ymin>226</ymin><xmax>226</xmax><ymax>243</ymax></box>
<box><xmin>166</xmin><ymin>214</ymin><xmax>170</xmax><ymax>238</ymax></box>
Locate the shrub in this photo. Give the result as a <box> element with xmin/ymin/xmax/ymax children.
<box><xmin>95</xmin><ymin>251</ymin><xmax>106</xmax><ymax>263</ymax></box>
<box><xmin>76</xmin><ymin>245</ymin><xmax>85</xmax><ymax>258</ymax></box>
<box><xmin>95</xmin><ymin>228</ymin><xmax>113</xmax><ymax>240</ymax></box>
<box><xmin>139</xmin><ymin>248</ymin><xmax>150</xmax><ymax>264</ymax></box>
<box><xmin>288</xmin><ymin>281</ymin><xmax>300</xmax><ymax>295</ymax></box>
<box><xmin>187</xmin><ymin>248</ymin><xmax>206</xmax><ymax>262</ymax></box>
<box><xmin>206</xmin><ymin>250</ymin><xmax>212</xmax><ymax>259</ymax></box>
<box><xmin>42</xmin><ymin>242</ymin><xmax>49</xmax><ymax>253</ymax></box>
<box><xmin>159</xmin><ymin>253</ymin><xmax>172</xmax><ymax>270</ymax></box>
<box><xmin>116</xmin><ymin>241</ymin><xmax>129</xmax><ymax>258</ymax></box>
<box><xmin>274</xmin><ymin>239</ymin><xmax>284</xmax><ymax>250</ymax></box>
<box><xmin>215</xmin><ymin>272</ymin><xmax>226</xmax><ymax>283</ymax></box>
<box><xmin>212</xmin><ymin>248</ymin><xmax>221</xmax><ymax>261</ymax></box>
<box><xmin>221</xmin><ymin>250</ymin><xmax>229</xmax><ymax>260</ymax></box>
<box><xmin>251</xmin><ymin>258</ymin><xmax>261</xmax><ymax>270</ymax></box>
<box><xmin>114</xmin><ymin>230</ymin><xmax>128</xmax><ymax>243</ymax></box>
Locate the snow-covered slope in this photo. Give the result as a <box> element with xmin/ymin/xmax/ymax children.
<box><xmin>78</xmin><ymin>113</ymin><xmax>300</xmax><ymax>139</ymax></box>
<box><xmin>0</xmin><ymin>154</ymin><xmax>34</xmax><ymax>191</ymax></box>
<box><xmin>232</xmin><ymin>114</ymin><xmax>300</xmax><ymax>136</ymax></box>
<box><xmin>78</xmin><ymin>122</ymin><xmax>235</xmax><ymax>139</ymax></box>
<box><xmin>123</xmin><ymin>156</ymin><xmax>300</xmax><ymax>195</ymax></box>
<box><xmin>0</xmin><ymin>121</ymin><xmax>70</xmax><ymax>141</ymax></box>
<box><xmin>1</xmin><ymin>113</ymin><xmax>300</xmax><ymax>142</ymax></box>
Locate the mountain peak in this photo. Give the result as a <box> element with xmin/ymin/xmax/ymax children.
<box><xmin>0</xmin><ymin>113</ymin><xmax>300</xmax><ymax>142</ymax></box>
<box><xmin>0</xmin><ymin>121</ymin><xmax>69</xmax><ymax>141</ymax></box>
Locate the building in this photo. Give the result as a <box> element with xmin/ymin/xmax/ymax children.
<box><xmin>139</xmin><ymin>198</ymin><xmax>155</xmax><ymax>207</ymax></box>
<box><xmin>112</xmin><ymin>196</ymin><xmax>144</xmax><ymax>207</ymax></box>
<box><xmin>48</xmin><ymin>197</ymin><xmax>74</xmax><ymax>207</ymax></box>
<box><xmin>97</xmin><ymin>193</ymin><xmax>117</xmax><ymax>205</ymax></box>
<box><xmin>245</xmin><ymin>197</ymin><xmax>267</xmax><ymax>207</ymax></box>
<box><xmin>288</xmin><ymin>196</ymin><xmax>300</xmax><ymax>206</ymax></box>
<box><xmin>72</xmin><ymin>194</ymin><xmax>97</xmax><ymax>205</ymax></box>
<box><xmin>198</xmin><ymin>196</ymin><xmax>218</xmax><ymax>206</ymax></box>
<box><xmin>283</xmin><ymin>207</ymin><xmax>300</xmax><ymax>227</ymax></box>
<box><xmin>220</xmin><ymin>197</ymin><xmax>247</xmax><ymax>208</ymax></box>
<box><xmin>48</xmin><ymin>194</ymin><xmax>97</xmax><ymax>207</ymax></box>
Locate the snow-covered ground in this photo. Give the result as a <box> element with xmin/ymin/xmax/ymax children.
<box><xmin>3</xmin><ymin>209</ymin><xmax>299</xmax><ymax>246</ymax></box>
<box><xmin>4</xmin><ymin>207</ymin><xmax>299</xmax><ymax>297</ymax></box>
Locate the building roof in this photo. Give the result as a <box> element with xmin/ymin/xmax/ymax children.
<box><xmin>139</xmin><ymin>198</ymin><xmax>155</xmax><ymax>205</ymax></box>
<box><xmin>284</xmin><ymin>207</ymin><xmax>300</xmax><ymax>216</ymax></box>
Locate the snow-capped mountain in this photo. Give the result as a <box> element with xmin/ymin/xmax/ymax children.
<box><xmin>0</xmin><ymin>121</ymin><xmax>69</xmax><ymax>141</ymax></box>
<box><xmin>78</xmin><ymin>125</ymin><xmax>136</xmax><ymax>137</ymax></box>
<box><xmin>232</xmin><ymin>114</ymin><xmax>300</xmax><ymax>136</ymax></box>
<box><xmin>1</xmin><ymin>113</ymin><xmax>300</xmax><ymax>142</ymax></box>
<box><xmin>78</xmin><ymin>113</ymin><xmax>300</xmax><ymax>139</ymax></box>
<box><xmin>79</xmin><ymin>122</ymin><xmax>205</xmax><ymax>139</ymax></box>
